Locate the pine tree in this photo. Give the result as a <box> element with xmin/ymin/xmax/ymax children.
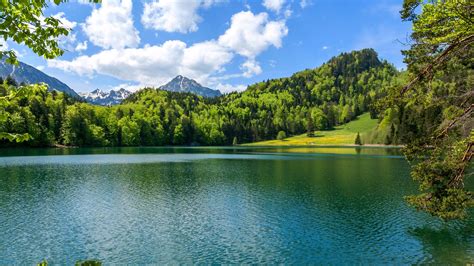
<box><xmin>355</xmin><ymin>132</ymin><xmax>362</xmax><ymax>145</ymax></box>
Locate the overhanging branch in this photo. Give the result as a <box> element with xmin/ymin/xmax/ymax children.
<box><xmin>401</xmin><ymin>34</ymin><xmax>474</xmax><ymax>95</ymax></box>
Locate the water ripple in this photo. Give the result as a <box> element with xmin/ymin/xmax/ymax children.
<box><xmin>0</xmin><ymin>152</ymin><xmax>472</xmax><ymax>264</ymax></box>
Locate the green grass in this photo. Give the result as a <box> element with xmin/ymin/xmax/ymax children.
<box><xmin>244</xmin><ymin>113</ymin><xmax>378</xmax><ymax>146</ymax></box>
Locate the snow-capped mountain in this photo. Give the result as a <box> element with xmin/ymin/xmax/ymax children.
<box><xmin>80</xmin><ymin>88</ymin><xmax>132</xmax><ymax>106</ymax></box>
<box><xmin>160</xmin><ymin>75</ymin><xmax>221</xmax><ymax>97</ymax></box>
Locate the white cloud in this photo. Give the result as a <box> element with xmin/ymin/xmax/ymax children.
<box><xmin>182</xmin><ymin>41</ymin><xmax>234</xmax><ymax>79</ymax></box>
<box><xmin>141</xmin><ymin>0</ymin><xmax>220</xmax><ymax>33</ymax></box>
<box><xmin>142</xmin><ymin>0</ymin><xmax>200</xmax><ymax>33</ymax></box>
<box><xmin>2</xmin><ymin>44</ymin><xmax>24</xmax><ymax>58</ymax></box>
<box><xmin>49</xmin><ymin>12</ymin><xmax>79</xmax><ymax>51</ymax></box>
<box><xmin>52</xmin><ymin>12</ymin><xmax>77</xmax><ymax>29</ymax></box>
<box><xmin>36</xmin><ymin>65</ymin><xmax>45</xmax><ymax>71</ymax></box>
<box><xmin>82</xmin><ymin>0</ymin><xmax>140</xmax><ymax>49</ymax></box>
<box><xmin>75</xmin><ymin>41</ymin><xmax>88</xmax><ymax>52</ymax></box>
<box><xmin>77</xmin><ymin>0</ymin><xmax>96</xmax><ymax>5</ymax></box>
<box><xmin>322</xmin><ymin>46</ymin><xmax>328</xmax><ymax>50</ymax></box>
<box><xmin>215</xmin><ymin>83</ymin><xmax>247</xmax><ymax>94</ymax></box>
<box><xmin>218</xmin><ymin>11</ymin><xmax>288</xmax><ymax>59</ymax></box>
<box><xmin>263</xmin><ymin>0</ymin><xmax>285</xmax><ymax>13</ymax></box>
<box><xmin>110</xmin><ymin>82</ymin><xmax>143</xmax><ymax>92</ymax></box>
<box><xmin>48</xmin><ymin>40</ymin><xmax>233</xmax><ymax>86</ymax></box>
<box><xmin>59</xmin><ymin>32</ymin><xmax>78</xmax><ymax>51</ymax></box>
<box><xmin>241</xmin><ymin>59</ymin><xmax>262</xmax><ymax>78</ymax></box>
<box><xmin>50</xmin><ymin>9</ymin><xmax>290</xmax><ymax>89</ymax></box>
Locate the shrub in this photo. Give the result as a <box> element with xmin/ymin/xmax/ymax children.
<box><xmin>277</xmin><ymin>131</ymin><xmax>287</xmax><ymax>140</ymax></box>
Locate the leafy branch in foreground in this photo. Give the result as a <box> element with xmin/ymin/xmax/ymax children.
<box><xmin>405</xmin><ymin>134</ymin><xmax>473</xmax><ymax>220</ymax></box>
<box><xmin>396</xmin><ymin>0</ymin><xmax>473</xmax><ymax>220</ymax></box>
<box><xmin>0</xmin><ymin>0</ymin><xmax>100</xmax><ymax>65</ymax></box>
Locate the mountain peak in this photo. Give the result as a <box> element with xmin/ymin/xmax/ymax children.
<box><xmin>82</xmin><ymin>88</ymin><xmax>132</xmax><ymax>106</ymax></box>
<box><xmin>160</xmin><ymin>75</ymin><xmax>221</xmax><ymax>98</ymax></box>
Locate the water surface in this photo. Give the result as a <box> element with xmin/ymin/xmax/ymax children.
<box><xmin>0</xmin><ymin>147</ymin><xmax>472</xmax><ymax>264</ymax></box>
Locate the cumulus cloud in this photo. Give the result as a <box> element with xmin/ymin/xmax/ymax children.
<box><xmin>77</xmin><ymin>0</ymin><xmax>96</xmax><ymax>5</ymax></box>
<box><xmin>49</xmin><ymin>12</ymin><xmax>80</xmax><ymax>51</ymax></box>
<box><xmin>182</xmin><ymin>41</ymin><xmax>234</xmax><ymax>78</ymax></box>
<box><xmin>49</xmin><ymin>9</ymin><xmax>289</xmax><ymax>90</ymax></box>
<box><xmin>75</xmin><ymin>41</ymin><xmax>88</xmax><ymax>52</ymax></box>
<box><xmin>141</xmin><ymin>0</ymin><xmax>220</xmax><ymax>33</ymax></box>
<box><xmin>241</xmin><ymin>59</ymin><xmax>262</xmax><ymax>78</ymax></box>
<box><xmin>82</xmin><ymin>0</ymin><xmax>140</xmax><ymax>49</ymax></box>
<box><xmin>1</xmin><ymin>40</ymin><xmax>23</xmax><ymax>58</ymax></box>
<box><xmin>218</xmin><ymin>11</ymin><xmax>288</xmax><ymax>59</ymax></box>
<box><xmin>215</xmin><ymin>83</ymin><xmax>247</xmax><ymax>94</ymax></box>
<box><xmin>52</xmin><ymin>12</ymin><xmax>77</xmax><ymax>29</ymax></box>
<box><xmin>262</xmin><ymin>0</ymin><xmax>285</xmax><ymax>13</ymax></box>
<box><xmin>110</xmin><ymin>82</ymin><xmax>143</xmax><ymax>92</ymax></box>
<box><xmin>48</xmin><ymin>40</ymin><xmax>233</xmax><ymax>86</ymax></box>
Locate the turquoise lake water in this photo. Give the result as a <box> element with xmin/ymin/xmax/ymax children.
<box><xmin>0</xmin><ymin>146</ymin><xmax>472</xmax><ymax>264</ymax></box>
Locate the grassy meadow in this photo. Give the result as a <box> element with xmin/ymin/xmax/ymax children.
<box><xmin>244</xmin><ymin>113</ymin><xmax>379</xmax><ymax>146</ymax></box>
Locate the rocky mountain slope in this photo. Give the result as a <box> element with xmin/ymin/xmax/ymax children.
<box><xmin>80</xmin><ymin>88</ymin><xmax>131</xmax><ymax>106</ymax></box>
<box><xmin>0</xmin><ymin>59</ymin><xmax>79</xmax><ymax>98</ymax></box>
<box><xmin>160</xmin><ymin>75</ymin><xmax>221</xmax><ymax>97</ymax></box>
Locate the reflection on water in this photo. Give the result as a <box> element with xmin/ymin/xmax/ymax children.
<box><xmin>0</xmin><ymin>147</ymin><xmax>472</xmax><ymax>264</ymax></box>
<box><xmin>0</xmin><ymin>145</ymin><xmax>403</xmax><ymax>157</ymax></box>
<box><xmin>409</xmin><ymin>224</ymin><xmax>474</xmax><ymax>264</ymax></box>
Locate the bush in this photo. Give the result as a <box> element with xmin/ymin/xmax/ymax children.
<box><xmin>277</xmin><ymin>131</ymin><xmax>287</xmax><ymax>140</ymax></box>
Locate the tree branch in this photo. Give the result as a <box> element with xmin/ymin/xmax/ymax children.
<box><xmin>436</xmin><ymin>104</ymin><xmax>474</xmax><ymax>139</ymax></box>
<box><xmin>450</xmin><ymin>141</ymin><xmax>473</xmax><ymax>188</ymax></box>
<box><xmin>401</xmin><ymin>34</ymin><xmax>474</xmax><ymax>95</ymax></box>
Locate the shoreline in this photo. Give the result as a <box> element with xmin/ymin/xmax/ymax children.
<box><xmin>241</xmin><ymin>143</ymin><xmax>404</xmax><ymax>148</ymax></box>
<box><xmin>0</xmin><ymin>144</ymin><xmax>404</xmax><ymax>149</ymax></box>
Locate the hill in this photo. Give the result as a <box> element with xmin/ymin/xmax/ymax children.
<box><xmin>0</xmin><ymin>59</ymin><xmax>79</xmax><ymax>98</ymax></box>
<box><xmin>213</xmin><ymin>48</ymin><xmax>397</xmax><ymax>144</ymax></box>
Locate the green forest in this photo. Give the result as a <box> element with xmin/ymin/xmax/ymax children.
<box><xmin>0</xmin><ymin>49</ymin><xmax>400</xmax><ymax>147</ymax></box>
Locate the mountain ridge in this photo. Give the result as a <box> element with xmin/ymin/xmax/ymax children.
<box><xmin>80</xmin><ymin>88</ymin><xmax>132</xmax><ymax>106</ymax></box>
<box><xmin>0</xmin><ymin>59</ymin><xmax>79</xmax><ymax>98</ymax></box>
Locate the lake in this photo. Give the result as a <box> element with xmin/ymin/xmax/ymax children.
<box><xmin>0</xmin><ymin>146</ymin><xmax>472</xmax><ymax>264</ymax></box>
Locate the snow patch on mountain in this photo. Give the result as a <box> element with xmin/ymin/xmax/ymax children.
<box><xmin>80</xmin><ymin>88</ymin><xmax>131</xmax><ymax>105</ymax></box>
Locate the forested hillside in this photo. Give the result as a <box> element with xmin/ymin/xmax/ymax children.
<box><xmin>0</xmin><ymin>49</ymin><xmax>398</xmax><ymax>147</ymax></box>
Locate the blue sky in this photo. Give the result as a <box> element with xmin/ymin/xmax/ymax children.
<box><xmin>6</xmin><ymin>0</ymin><xmax>411</xmax><ymax>93</ymax></box>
